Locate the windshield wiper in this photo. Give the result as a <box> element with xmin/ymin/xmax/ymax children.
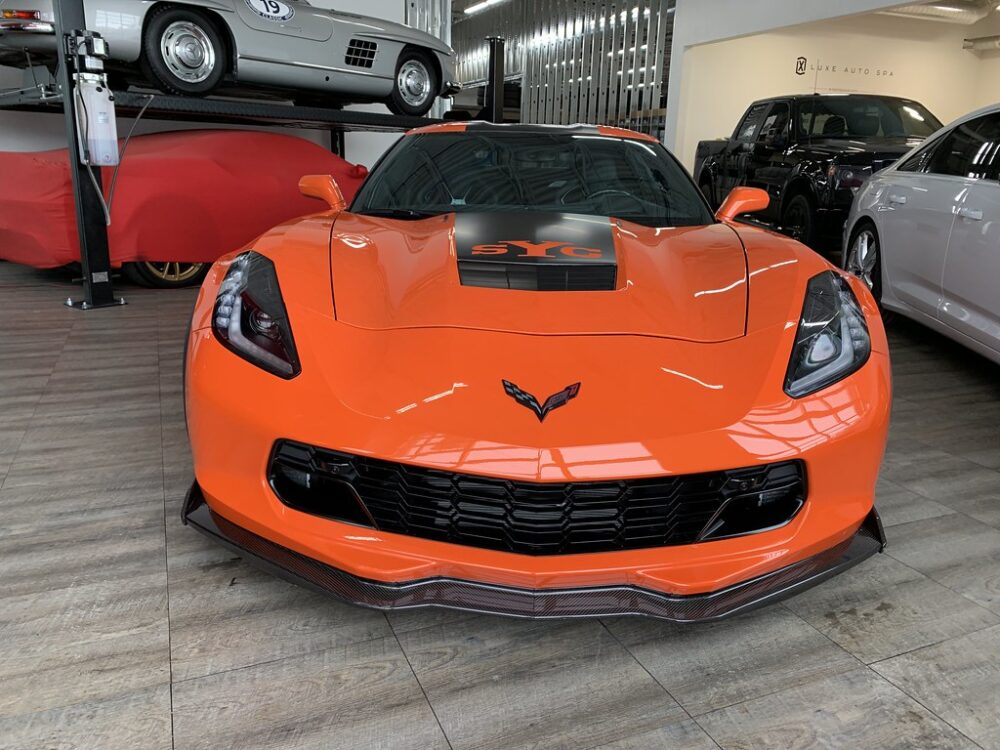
<box><xmin>358</xmin><ymin>208</ymin><xmax>441</xmax><ymax>220</ymax></box>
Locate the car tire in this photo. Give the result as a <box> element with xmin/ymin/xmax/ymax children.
<box><xmin>142</xmin><ymin>7</ymin><xmax>226</xmax><ymax>96</ymax></box>
<box><xmin>388</xmin><ymin>48</ymin><xmax>439</xmax><ymax>117</ymax></box>
<box><xmin>844</xmin><ymin>221</ymin><xmax>888</xmax><ymax>316</ymax></box>
<box><xmin>782</xmin><ymin>193</ymin><xmax>815</xmax><ymax>247</ymax></box>
<box><xmin>123</xmin><ymin>261</ymin><xmax>209</xmax><ymax>289</ymax></box>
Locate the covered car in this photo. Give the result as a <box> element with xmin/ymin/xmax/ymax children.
<box><xmin>0</xmin><ymin>129</ymin><xmax>367</xmax><ymax>287</ymax></box>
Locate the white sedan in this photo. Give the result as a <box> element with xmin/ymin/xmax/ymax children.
<box><xmin>844</xmin><ymin>103</ymin><xmax>1000</xmax><ymax>365</ymax></box>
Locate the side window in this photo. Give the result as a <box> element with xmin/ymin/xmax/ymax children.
<box><xmin>926</xmin><ymin>115</ymin><xmax>1000</xmax><ymax>179</ymax></box>
<box><xmin>897</xmin><ymin>140</ymin><xmax>939</xmax><ymax>173</ymax></box>
<box><xmin>970</xmin><ymin>114</ymin><xmax>1000</xmax><ymax>180</ymax></box>
<box><xmin>757</xmin><ymin>102</ymin><xmax>790</xmax><ymax>142</ymax></box>
<box><xmin>734</xmin><ymin>103</ymin><xmax>769</xmax><ymax>142</ymax></box>
<box><xmin>798</xmin><ymin>100</ymin><xmax>815</xmax><ymax>137</ymax></box>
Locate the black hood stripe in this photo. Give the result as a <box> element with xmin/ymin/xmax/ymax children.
<box><xmin>454</xmin><ymin>212</ymin><xmax>618</xmax><ymax>292</ymax></box>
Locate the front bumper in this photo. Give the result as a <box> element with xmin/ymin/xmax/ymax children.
<box><xmin>182</xmin><ymin>481</ymin><xmax>885</xmax><ymax>622</ymax></box>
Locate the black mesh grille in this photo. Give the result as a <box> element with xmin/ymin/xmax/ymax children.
<box><xmin>269</xmin><ymin>441</ymin><xmax>806</xmax><ymax>556</ymax></box>
<box><xmin>345</xmin><ymin>39</ymin><xmax>377</xmax><ymax>68</ymax></box>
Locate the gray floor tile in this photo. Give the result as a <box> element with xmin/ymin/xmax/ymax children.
<box><xmin>784</xmin><ymin>554</ymin><xmax>998</xmax><ymax>663</ymax></box>
<box><xmin>168</xmin><ymin>534</ymin><xmax>391</xmax><ymax>682</ymax></box>
<box><xmin>0</xmin><ymin>501</ymin><xmax>167</xmax><ymax>598</ymax></box>
<box><xmin>876</xmin><ymin>476</ymin><xmax>955</xmax><ymax>528</ymax></box>
<box><xmin>590</xmin><ymin>719</ymin><xmax>720</xmax><ymax>750</ymax></box>
<box><xmin>886</xmin><ymin>513</ymin><xmax>1000</xmax><ymax>613</ymax></box>
<box><xmin>697</xmin><ymin>667</ymin><xmax>978</xmax><ymax>750</ymax></box>
<box><xmin>0</xmin><ymin>573</ymin><xmax>169</xmax><ymax>717</ymax></box>
<box><xmin>397</xmin><ymin>616</ymin><xmax>685</xmax><ymax>750</ymax></box>
<box><xmin>605</xmin><ymin>606</ymin><xmax>858</xmax><ymax>717</ymax></box>
<box><xmin>873</xmin><ymin>624</ymin><xmax>1000</xmax><ymax>750</ymax></box>
<box><xmin>0</xmin><ymin>684</ymin><xmax>172</xmax><ymax>750</ymax></box>
<box><xmin>171</xmin><ymin>637</ymin><xmax>450</xmax><ymax>750</ymax></box>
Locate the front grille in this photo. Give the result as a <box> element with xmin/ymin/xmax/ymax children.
<box><xmin>269</xmin><ymin>441</ymin><xmax>806</xmax><ymax>556</ymax></box>
<box><xmin>345</xmin><ymin>39</ymin><xmax>377</xmax><ymax>68</ymax></box>
<box><xmin>458</xmin><ymin>260</ymin><xmax>617</xmax><ymax>291</ymax></box>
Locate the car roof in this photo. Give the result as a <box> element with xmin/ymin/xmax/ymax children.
<box><xmin>750</xmin><ymin>93</ymin><xmax>923</xmax><ymax>106</ymax></box>
<box><xmin>406</xmin><ymin>121</ymin><xmax>660</xmax><ymax>143</ymax></box>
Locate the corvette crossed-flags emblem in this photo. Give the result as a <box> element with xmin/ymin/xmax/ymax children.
<box><xmin>501</xmin><ymin>380</ymin><xmax>581</xmax><ymax>422</ymax></box>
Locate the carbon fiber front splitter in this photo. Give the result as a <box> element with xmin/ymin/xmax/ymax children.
<box><xmin>182</xmin><ymin>482</ymin><xmax>885</xmax><ymax>623</ymax></box>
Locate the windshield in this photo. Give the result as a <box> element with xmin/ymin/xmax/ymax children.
<box><xmin>351</xmin><ymin>132</ymin><xmax>715</xmax><ymax>228</ymax></box>
<box><xmin>798</xmin><ymin>97</ymin><xmax>941</xmax><ymax>139</ymax></box>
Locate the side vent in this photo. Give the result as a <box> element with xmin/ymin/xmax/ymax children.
<box><xmin>345</xmin><ymin>39</ymin><xmax>378</xmax><ymax>69</ymax></box>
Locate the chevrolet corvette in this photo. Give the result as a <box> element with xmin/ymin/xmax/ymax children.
<box><xmin>183</xmin><ymin>122</ymin><xmax>891</xmax><ymax>622</ymax></box>
<box><xmin>0</xmin><ymin>0</ymin><xmax>458</xmax><ymax>115</ymax></box>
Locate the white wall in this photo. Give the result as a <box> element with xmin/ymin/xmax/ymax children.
<box><xmin>665</xmin><ymin>0</ymin><xmax>916</xmax><ymax>153</ymax></box>
<box><xmin>674</xmin><ymin>11</ymin><xmax>993</xmax><ymax>169</ymax></box>
<box><xmin>0</xmin><ymin>0</ymin><xmax>410</xmax><ymax>166</ymax></box>
<box><xmin>966</xmin><ymin>12</ymin><xmax>1000</xmax><ymax>112</ymax></box>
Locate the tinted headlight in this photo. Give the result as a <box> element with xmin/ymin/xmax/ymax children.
<box><xmin>212</xmin><ymin>252</ymin><xmax>300</xmax><ymax>378</ymax></box>
<box><xmin>828</xmin><ymin>164</ymin><xmax>871</xmax><ymax>193</ymax></box>
<box><xmin>784</xmin><ymin>271</ymin><xmax>870</xmax><ymax>398</ymax></box>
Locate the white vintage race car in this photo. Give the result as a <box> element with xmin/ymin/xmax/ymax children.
<box><xmin>0</xmin><ymin>0</ymin><xmax>459</xmax><ymax>115</ymax></box>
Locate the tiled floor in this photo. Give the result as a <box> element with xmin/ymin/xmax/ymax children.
<box><xmin>1</xmin><ymin>261</ymin><xmax>999</xmax><ymax>750</ymax></box>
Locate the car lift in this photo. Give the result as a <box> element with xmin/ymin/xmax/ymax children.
<box><xmin>0</xmin><ymin>0</ymin><xmax>449</xmax><ymax>309</ymax></box>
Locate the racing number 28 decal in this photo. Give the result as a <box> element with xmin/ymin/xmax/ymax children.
<box><xmin>245</xmin><ymin>0</ymin><xmax>295</xmax><ymax>21</ymax></box>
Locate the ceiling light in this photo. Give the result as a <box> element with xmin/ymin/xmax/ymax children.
<box><xmin>465</xmin><ymin>0</ymin><xmax>508</xmax><ymax>15</ymax></box>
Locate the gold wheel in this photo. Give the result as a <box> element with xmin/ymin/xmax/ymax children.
<box><xmin>142</xmin><ymin>261</ymin><xmax>205</xmax><ymax>284</ymax></box>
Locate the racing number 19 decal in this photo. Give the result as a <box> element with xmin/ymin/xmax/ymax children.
<box><xmin>245</xmin><ymin>0</ymin><xmax>295</xmax><ymax>21</ymax></box>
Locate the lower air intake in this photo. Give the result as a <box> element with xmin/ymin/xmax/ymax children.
<box><xmin>268</xmin><ymin>440</ymin><xmax>807</xmax><ymax>556</ymax></box>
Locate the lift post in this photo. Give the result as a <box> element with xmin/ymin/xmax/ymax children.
<box><xmin>484</xmin><ymin>36</ymin><xmax>505</xmax><ymax>124</ymax></box>
<box><xmin>54</xmin><ymin>0</ymin><xmax>121</xmax><ymax>309</ymax></box>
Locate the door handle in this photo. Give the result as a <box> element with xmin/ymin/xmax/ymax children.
<box><xmin>958</xmin><ymin>206</ymin><xmax>983</xmax><ymax>221</ymax></box>
<box><xmin>888</xmin><ymin>194</ymin><xmax>907</xmax><ymax>205</ymax></box>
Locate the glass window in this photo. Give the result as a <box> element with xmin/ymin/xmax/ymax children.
<box><xmin>897</xmin><ymin>143</ymin><xmax>937</xmax><ymax>173</ymax></box>
<box><xmin>970</xmin><ymin>115</ymin><xmax>1000</xmax><ymax>180</ymax></box>
<box><xmin>735</xmin><ymin>103</ymin><xmax>769</xmax><ymax>142</ymax></box>
<box><xmin>926</xmin><ymin>114</ymin><xmax>1000</xmax><ymax>179</ymax></box>
<box><xmin>758</xmin><ymin>102</ymin><xmax>790</xmax><ymax>142</ymax></box>
<box><xmin>352</xmin><ymin>131</ymin><xmax>716</xmax><ymax>228</ymax></box>
<box><xmin>797</xmin><ymin>96</ymin><xmax>940</xmax><ymax>139</ymax></box>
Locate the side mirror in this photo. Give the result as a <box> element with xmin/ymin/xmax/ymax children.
<box><xmin>716</xmin><ymin>187</ymin><xmax>770</xmax><ymax>222</ymax></box>
<box><xmin>298</xmin><ymin>174</ymin><xmax>346</xmax><ymax>211</ymax></box>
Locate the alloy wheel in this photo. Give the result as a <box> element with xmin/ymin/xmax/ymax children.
<box><xmin>142</xmin><ymin>261</ymin><xmax>206</xmax><ymax>284</ymax></box>
<box><xmin>160</xmin><ymin>21</ymin><xmax>216</xmax><ymax>84</ymax></box>
<box><xmin>847</xmin><ymin>228</ymin><xmax>879</xmax><ymax>292</ymax></box>
<box><xmin>396</xmin><ymin>59</ymin><xmax>432</xmax><ymax>109</ymax></box>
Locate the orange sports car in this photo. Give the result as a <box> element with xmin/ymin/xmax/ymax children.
<box><xmin>183</xmin><ymin>122</ymin><xmax>891</xmax><ymax>622</ymax></box>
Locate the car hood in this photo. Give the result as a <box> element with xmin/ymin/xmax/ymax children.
<box><xmin>327</xmin><ymin>212</ymin><xmax>749</xmax><ymax>343</ymax></box>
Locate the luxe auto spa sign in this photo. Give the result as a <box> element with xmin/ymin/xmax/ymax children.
<box><xmin>795</xmin><ymin>57</ymin><xmax>894</xmax><ymax>78</ymax></box>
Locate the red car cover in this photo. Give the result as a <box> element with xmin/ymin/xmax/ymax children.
<box><xmin>0</xmin><ymin>130</ymin><xmax>368</xmax><ymax>268</ymax></box>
